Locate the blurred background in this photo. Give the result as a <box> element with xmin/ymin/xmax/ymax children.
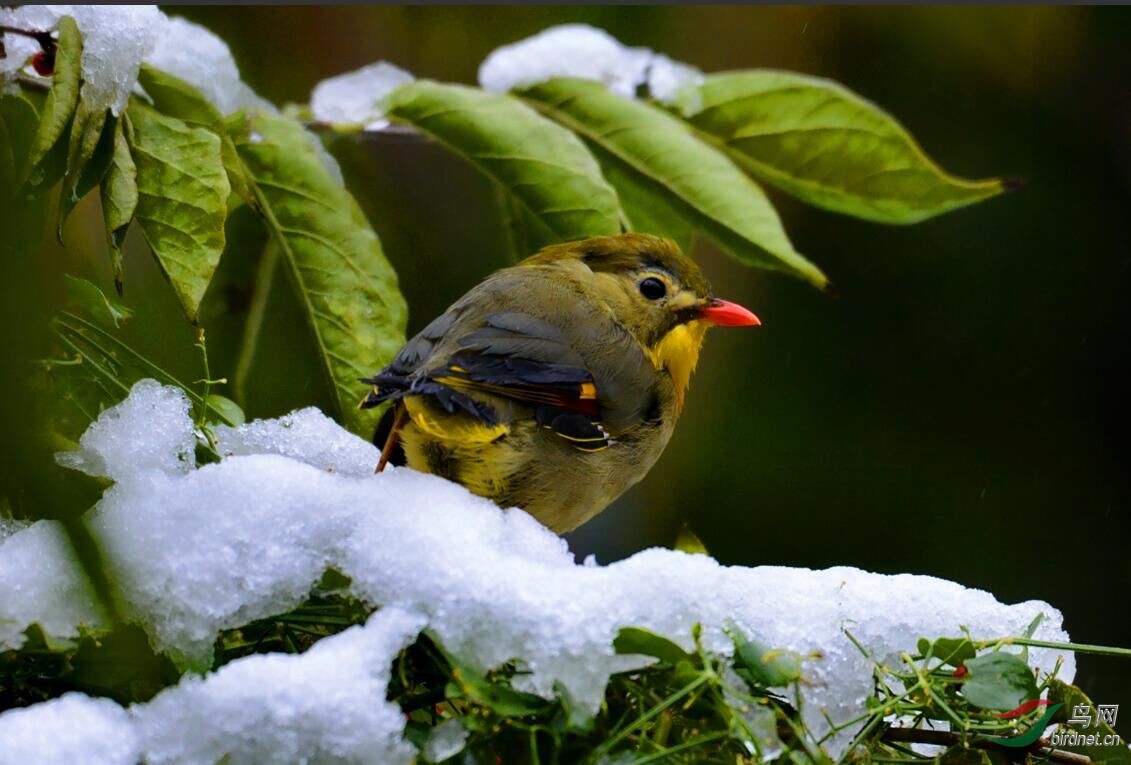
<box><xmin>3</xmin><ymin>6</ymin><xmax>1128</xmax><ymax>705</ymax></box>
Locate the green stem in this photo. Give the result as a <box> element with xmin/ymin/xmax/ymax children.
<box><xmin>195</xmin><ymin>330</ymin><xmax>211</xmax><ymax>428</ymax></box>
<box><xmin>590</xmin><ymin>673</ymin><xmax>712</xmax><ymax>762</ymax></box>
<box><xmin>233</xmin><ymin>240</ymin><xmax>278</xmax><ymax>409</ymax></box>
<box><xmin>987</xmin><ymin>638</ymin><xmax>1131</xmax><ymax>659</ymax></box>
<box><xmin>625</xmin><ymin>730</ymin><xmax>729</xmax><ymax>764</ymax></box>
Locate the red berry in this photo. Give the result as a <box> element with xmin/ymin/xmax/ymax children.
<box><xmin>953</xmin><ymin>665</ymin><xmax>968</xmax><ymax>678</ymax></box>
<box><xmin>32</xmin><ymin>49</ymin><xmax>55</xmax><ymax>77</ymax></box>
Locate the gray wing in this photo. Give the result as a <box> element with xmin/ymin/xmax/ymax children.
<box><xmin>360</xmin><ymin>265</ymin><xmax>658</xmax><ymax>441</ymax></box>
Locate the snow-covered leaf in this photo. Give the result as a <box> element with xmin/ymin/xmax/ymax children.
<box><xmin>520</xmin><ymin>78</ymin><xmax>827</xmax><ymax>287</ymax></box>
<box><xmin>478</xmin><ymin>23</ymin><xmax>702</xmax><ymax>106</ymax></box>
<box><xmin>387</xmin><ymin>80</ymin><xmax>621</xmax><ymax>247</ymax></box>
<box><xmin>126</xmin><ymin>102</ymin><xmax>229</xmax><ymax>322</ymax></box>
<box><xmin>144</xmin><ymin>14</ymin><xmax>271</xmax><ymax>117</ymax></box>
<box><xmin>310</xmin><ymin>60</ymin><xmax>413</xmax><ymax>129</ymax></box>
<box><xmin>681</xmin><ymin>71</ymin><xmax>1006</xmax><ymax>224</ymax></box>
<box><xmin>227</xmin><ymin>111</ymin><xmax>406</xmax><ymax>435</ymax></box>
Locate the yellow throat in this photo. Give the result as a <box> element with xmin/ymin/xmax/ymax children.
<box><xmin>646</xmin><ymin>319</ymin><xmax>708</xmax><ymax>412</ymax></box>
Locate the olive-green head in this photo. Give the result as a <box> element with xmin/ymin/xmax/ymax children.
<box><xmin>521</xmin><ymin>233</ymin><xmax>760</xmax><ymax>409</ymax></box>
<box><xmin>522</xmin><ymin>233</ymin><xmax>755</xmax><ymax>345</ymax></box>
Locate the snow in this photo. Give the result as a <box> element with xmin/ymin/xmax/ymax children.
<box><xmin>478</xmin><ymin>23</ymin><xmax>703</xmax><ymax>106</ymax></box>
<box><xmin>0</xmin><ymin>693</ymin><xmax>139</xmax><ymax>765</ymax></box>
<box><xmin>55</xmin><ymin>378</ymin><xmax>196</xmax><ymax>481</ymax></box>
<box><xmin>309</xmin><ymin>61</ymin><xmax>414</xmax><ymax>130</ymax></box>
<box><xmin>0</xmin><ymin>520</ymin><xmax>107</xmax><ymax>651</ymax></box>
<box><xmin>0</xmin><ymin>5</ymin><xmax>162</xmax><ymax>115</ymax></box>
<box><xmin>0</xmin><ymin>7</ymin><xmax>270</xmax><ymax>116</ymax></box>
<box><xmin>144</xmin><ymin>14</ymin><xmax>272</xmax><ymax>115</ymax></box>
<box><xmin>422</xmin><ymin>719</ymin><xmax>469</xmax><ymax>763</ymax></box>
<box><xmin>132</xmin><ymin>607</ymin><xmax>424</xmax><ymax>765</ymax></box>
<box><xmin>0</xmin><ymin>610</ymin><xmax>421</xmax><ymax>765</ymax></box>
<box><xmin>1</xmin><ymin>380</ymin><xmax>1078</xmax><ymax>760</ymax></box>
<box><xmin>86</xmin><ymin>452</ymin><xmax>363</xmax><ymax>666</ymax></box>
<box><xmin>0</xmin><ymin>518</ymin><xmax>29</xmax><ymax>542</ymax></box>
<box><xmin>213</xmin><ymin>406</ymin><xmax>380</xmax><ymax>476</ymax></box>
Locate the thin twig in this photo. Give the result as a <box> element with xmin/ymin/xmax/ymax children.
<box><xmin>303</xmin><ymin>120</ymin><xmax>426</xmax><ymax>142</ymax></box>
<box><xmin>882</xmin><ymin>727</ymin><xmax>1092</xmax><ymax>765</ymax></box>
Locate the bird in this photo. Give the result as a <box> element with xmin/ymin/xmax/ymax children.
<box><xmin>360</xmin><ymin>233</ymin><xmax>760</xmax><ymax>533</ymax></box>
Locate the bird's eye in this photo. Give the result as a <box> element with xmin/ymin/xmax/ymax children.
<box><xmin>638</xmin><ymin>277</ymin><xmax>666</xmax><ymax>300</ymax></box>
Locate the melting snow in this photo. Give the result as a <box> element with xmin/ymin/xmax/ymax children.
<box><xmin>144</xmin><ymin>14</ymin><xmax>272</xmax><ymax>115</ymax></box>
<box><xmin>309</xmin><ymin>61</ymin><xmax>414</xmax><ymax>130</ymax></box>
<box><xmin>0</xmin><ymin>5</ymin><xmax>161</xmax><ymax>115</ymax></box>
<box><xmin>478</xmin><ymin>23</ymin><xmax>704</xmax><ymax>106</ymax></box>
<box><xmin>0</xmin><ymin>6</ymin><xmax>270</xmax><ymax>116</ymax></box>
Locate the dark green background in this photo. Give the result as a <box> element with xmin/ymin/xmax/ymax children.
<box><xmin>5</xmin><ymin>6</ymin><xmax>1129</xmax><ymax>708</ymax></box>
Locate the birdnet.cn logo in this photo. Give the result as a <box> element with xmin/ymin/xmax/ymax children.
<box><xmin>983</xmin><ymin>700</ymin><xmax>1123</xmax><ymax>749</ymax></box>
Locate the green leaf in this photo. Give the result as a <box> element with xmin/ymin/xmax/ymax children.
<box><xmin>673</xmin><ymin>524</ymin><xmax>709</xmax><ymax>556</ymax></box>
<box><xmin>228</xmin><ymin>110</ymin><xmax>407</xmax><ymax>435</ymax></box>
<box><xmin>136</xmin><ymin>64</ymin><xmax>254</xmax><ymax>204</ymax></box>
<box><xmin>203</xmin><ymin>394</ymin><xmax>246</xmax><ymax>427</ymax></box>
<box><xmin>614</xmin><ymin>627</ymin><xmax>695</xmax><ymax>666</ymax></box>
<box><xmin>63</xmin><ymin>275</ymin><xmax>133</xmax><ymax>328</ymax></box>
<box><xmin>126</xmin><ymin>101</ymin><xmax>230</xmax><ymax>322</ymax></box>
<box><xmin>387</xmin><ymin>80</ymin><xmax>621</xmax><ymax>247</ymax></box>
<box><xmin>919</xmin><ymin>636</ymin><xmax>976</xmax><ymax>668</ymax></box>
<box><xmin>0</xmin><ymin>93</ymin><xmax>42</xmax><ymax>201</ymax></box>
<box><xmin>592</xmin><ymin>143</ymin><xmax>695</xmax><ymax>254</ymax></box>
<box><xmin>25</xmin><ymin>15</ymin><xmax>82</xmax><ymax>189</ymax></box>
<box><xmin>137</xmin><ymin>63</ymin><xmax>225</xmax><ymax>127</ymax></box>
<box><xmin>101</xmin><ymin>115</ymin><xmax>138</xmax><ymax>292</ymax></box>
<box><xmin>680</xmin><ymin>71</ymin><xmax>1006</xmax><ymax>224</ymax></box>
<box><xmin>519</xmin><ymin>78</ymin><xmax>826</xmax><ymax>287</ymax></box>
<box><xmin>58</xmin><ymin>101</ymin><xmax>114</xmax><ymax>237</ymax></box>
<box><xmin>960</xmin><ymin>652</ymin><xmax>1038</xmax><ymax>711</ymax></box>
<box><xmin>733</xmin><ymin>636</ymin><xmax>803</xmax><ymax>688</ymax></box>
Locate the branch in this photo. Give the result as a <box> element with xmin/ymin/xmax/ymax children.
<box><xmin>882</xmin><ymin>727</ymin><xmax>1092</xmax><ymax>765</ymax></box>
<box><xmin>303</xmin><ymin>119</ymin><xmax>426</xmax><ymax>142</ymax></box>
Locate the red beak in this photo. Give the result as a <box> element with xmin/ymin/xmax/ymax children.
<box><xmin>698</xmin><ymin>298</ymin><xmax>761</xmax><ymax>327</ymax></box>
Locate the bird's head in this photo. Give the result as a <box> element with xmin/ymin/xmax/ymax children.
<box><xmin>523</xmin><ymin>233</ymin><xmax>760</xmax><ymax>409</ymax></box>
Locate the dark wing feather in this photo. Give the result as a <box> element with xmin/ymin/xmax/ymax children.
<box><xmin>361</xmin><ymin>309</ymin><xmax>603</xmax><ymax>442</ymax></box>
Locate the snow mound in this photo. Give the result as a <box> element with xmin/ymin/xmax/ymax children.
<box><xmin>0</xmin><ymin>693</ymin><xmax>138</xmax><ymax>765</ymax></box>
<box><xmin>309</xmin><ymin>60</ymin><xmax>414</xmax><ymax>130</ymax></box>
<box><xmin>0</xmin><ymin>5</ymin><xmax>161</xmax><ymax>115</ymax></box>
<box><xmin>0</xmin><ymin>380</ymin><xmax>1078</xmax><ymax>760</ymax></box>
<box><xmin>0</xmin><ymin>520</ymin><xmax>107</xmax><ymax>651</ymax></box>
<box><xmin>132</xmin><ymin>607</ymin><xmax>424</xmax><ymax>765</ymax></box>
<box><xmin>0</xmin><ymin>610</ymin><xmax>422</xmax><ymax>765</ymax></box>
<box><xmin>478</xmin><ymin>23</ymin><xmax>704</xmax><ymax>106</ymax></box>
<box><xmin>213</xmin><ymin>406</ymin><xmax>379</xmax><ymax>476</ymax></box>
<box><xmin>144</xmin><ymin>14</ymin><xmax>272</xmax><ymax>115</ymax></box>
<box><xmin>55</xmin><ymin>378</ymin><xmax>195</xmax><ymax>481</ymax></box>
